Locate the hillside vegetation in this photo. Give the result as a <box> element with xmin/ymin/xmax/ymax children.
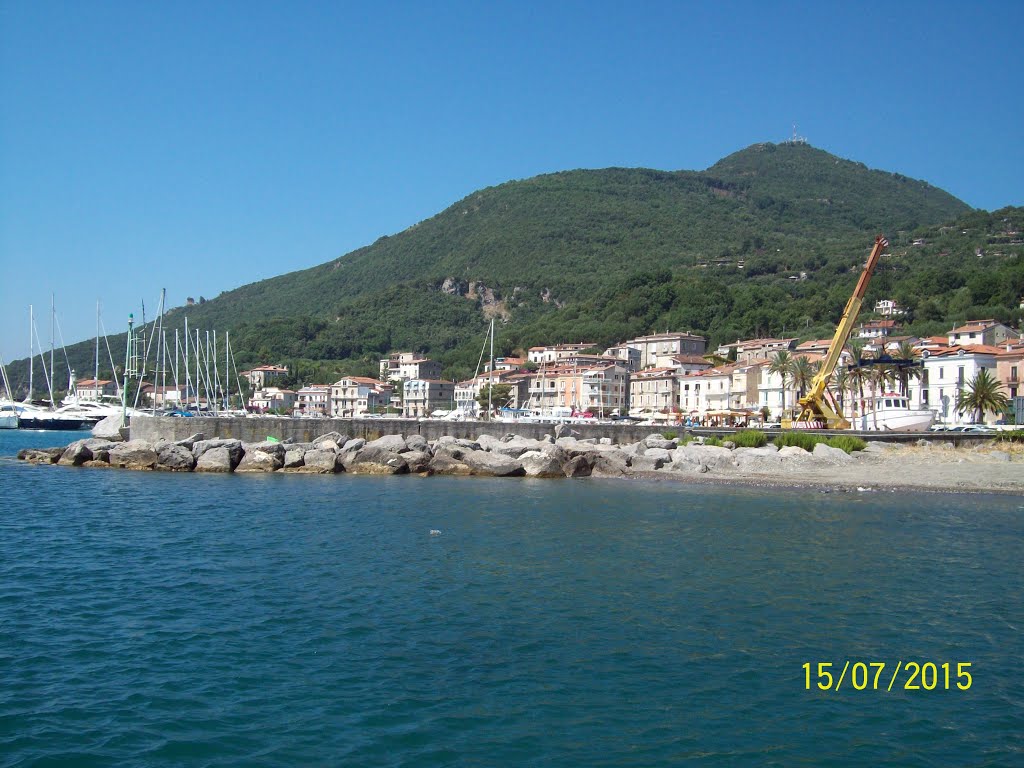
<box><xmin>7</xmin><ymin>142</ymin><xmax>1023</xmax><ymax>395</ymax></box>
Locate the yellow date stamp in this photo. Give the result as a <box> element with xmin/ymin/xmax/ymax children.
<box><xmin>803</xmin><ymin>661</ymin><xmax>972</xmax><ymax>692</ymax></box>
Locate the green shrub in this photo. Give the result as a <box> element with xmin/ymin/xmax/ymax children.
<box><xmin>733</xmin><ymin>430</ymin><xmax>768</xmax><ymax>448</ymax></box>
<box><xmin>996</xmin><ymin>429</ymin><xmax>1024</xmax><ymax>443</ymax></box>
<box><xmin>772</xmin><ymin>431</ymin><xmax>821</xmax><ymax>452</ymax></box>
<box><xmin>826</xmin><ymin>435</ymin><xmax>867</xmax><ymax>453</ymax></box>
<box><xmin>662</xmin><ymin>431</ymin><xmax>678</xmax><ymax>440</ymax></box>
<box><xmin>677</xmin><ymin>433</ymin><xmax>693</xmax><ymax>446</ymax></box>
<box><xmin>772</xmin><ymin>432</ymin><xmax>867</xmax><ymax>453</ymax></box>
<box><xmin>703</xmin><ymin>436</ymin><xmax>723</xmax><ymax>447</ymax></box>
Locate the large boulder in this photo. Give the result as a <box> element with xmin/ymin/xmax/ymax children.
<box><xmin>344</xmin><ymin>446</ymin><xmax>409</xmax><ymax>474</ymax></box>
<box><xmin>235</xmin><ymin>448</ymin><xmax>283</xmax><ymax>472</ymax></box>
<box><xmin>108</xmin><ymin>440</ymin><xmax>159</xmax><ymax>470</ymax></box>
<box><xmin>777</xmin><ymin>445</ymin><xmax>811</xmax><ymax>459</ymax></box>
<box><xmin>491</xmin><ymin>436</ymin><xmax>542</xmax><ymax>459</ymax></box>
<box><xmin>590</xmin><ymin>450</ymin><xmax>630</xmax><ymax>476</ymax></box>
<box><xmin>312</xmin><ymin>431</ymin><xmax>347</xmax><ymax>448</ymax></box>
<box><xmin>282</xmin><ymin>447</ymin><xmax>306</xmax><ymax>469</ymax></box>
<box><xmin>563</xmin><ymin>455</ymin><xmax>593</xmax><ymax>477</ymax></box>
<box><xmin>192</xmin><ymin>439</ymin><xmax>244</xmax><ymax>466</ymax></box>
<box><xmin>518</xmin><ymin>451</ymin><xmax>565</xmax><ymax>478</ymax></box>
<box><xmin>459</xmin><ymin>449</ymin><xmax>525</xmax><ymax>477</ymax></box>
<box><xmin>243</xmin><ymin>441</ymin><xmax>287</xmax><ymax>462</ymax></box>
<box><xmin>671</xmin><ymin>444</ymin><xmax>736</xmax><ymax>473</ymax></box>
<box><xmin>629</xmin><ymin>454</ymin><xmax>665</xmax><ymax>472</ymax></box>
<box><xmin>195</xmin><ymin>446</ymin><xmax>238</xmax><ymax>473</ymax></box>
<box><xmin>812</xmin><ymin>442</ymin><xmax>854</xmax><ymax>464</ymax></box>
<box><xmin>299</xmin><ymin>448</ymin><xmax>344</xmax><ymax>474</ymax></box>
<box><xmin>643</xmin><ymin>434</ymin><xmax>675</xmax><ymax>451</ymax></box>
<box><xmin>341</xmin><ymin>438</ymin><xmax>365</xmax><ymax>453</ymax></box>
<box><xmin>91</xmin><ymin>414</ymin><xmax>126</xmax><ymax>441</ymax></box>
<box><xmin>156</xmin><ymin>443</ymin><xmax>197</xmax><ymax>471</ymax></box>
<box><xmin>364</xmin><ymin>434</ymin><xmax>407</xmax><ymax>453</ymax></box>
<box><xmin>400</xmin><ymin>450</ymin><xmax>432</xmax><ymax>474</ymax></box>
<box><xmin>426</xmin><ymin>450</ymin><xmax>473</xmax><ymax>475</ymax></box>
<box><xmin>734</xmin><ymin>447</ymin><xmax>784</xmax><ymax>471</ymax></box>
<box><xmin>58</xmin><ymin>439</ymin><xmax>93</xmax><ymax>467</ymax></box>
<box><xmin>404</xmin><ymin>434</ymin><xmax>430</xmax><ymax>453</ymax></box>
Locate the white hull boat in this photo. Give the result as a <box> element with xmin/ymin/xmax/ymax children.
<box><xmin>853</xmin><ymin>393</ymin><xmax>935</xmax><ymax>432</ymax></box>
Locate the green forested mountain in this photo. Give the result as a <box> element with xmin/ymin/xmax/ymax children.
<box><xmin>7</xmin><ymin>142</ymin><xmax>1023</xmax><ymax>395</ymax></box>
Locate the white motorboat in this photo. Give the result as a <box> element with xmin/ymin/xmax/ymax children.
<box><xmin>853</xmin><ymin>393</ymin><xmax>935</xmax><ymax>432</ymax></box>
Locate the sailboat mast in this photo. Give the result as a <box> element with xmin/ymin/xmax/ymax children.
<box><xmin>487</xmin><ymin>319</ymin><xmax>494</xmax><ymax>420</ymax></box>
<box><xmin>95</xmin><ymin>301</ymin><xmax>100</xmax><ymax>400</ymax></box>
<box><xmin>225</xmin><ymin>331</ymin><xmax>230</xmax><ymax>410</ymax></box>
<box><xmin>49</xmin><ymin>294</ymin><xmax>54</xmax><ymax>403</ymax></box>
<box><xmin>28</xmin><ymin>305</ymin><xmax>33</xmax><ymax>401</ymax></box>
<box><xmin>121</xmin><ymin>313</ymin><xmax>134</xmax><ymax>427</ymax></box>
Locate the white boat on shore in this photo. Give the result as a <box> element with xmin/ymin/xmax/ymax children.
<box><xmin>853</xmin><ymin>393</ymin><xmax>935</xmax><ymax>432</ymax></box>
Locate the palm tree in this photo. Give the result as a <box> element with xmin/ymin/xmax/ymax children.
<box><xmin>768</xmin><ymin>350</ymin><xmax>795</xmax><ymax>416</ymax></box>
<box><xmin>831</xmin><ymin>367</ymin><xmax>850</xmax><ymax>414</ymax></box>
<box><xmin>957</xmin><ymin>369</ymin><xmax>1009</xmax><ymax>424</ymax></box>
<box><xmin>893</xmin><ymin>340</ymin><xmax>923</xmax><ymax>398</ymax></box>
<box><xmin>791</xmin><ymin>355</ymin><xmax>817</xmax><ymax>402</ymax></box>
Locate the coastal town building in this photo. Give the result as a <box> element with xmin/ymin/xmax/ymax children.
<box><xmin>716</xmin><ymin>338</ymin><xmax>796</xmax><ymax>364</ymax></box>
<box><xmin>602</xmin><ymin>344</ymin><xmax>642</xmax><ymax>371</ymax></box>
<box><xmin>920</xmin><ymin>345</ymin><xmax>1002</xmax><ymax>425</ymax></box>
<box><xmin>143</xmin><ymin>384</ymin><xmax>187</xmax><ymax>408</ymax></box>
<box><xmin>402</xmin><ymin>379</ymin><xmax>455</xmax><ymax>418</ymax></box>
<box><xmin>292</xmin><ymin>384</ymin><xmax>330</xmax><ymax>417</ymax></box>
<box><xmin>525</xmin><ymin>362</ymin><xmax>629</xmax><ymax>416</ymax></box>
<box><xmin>74</xmin><ymin>378</ymin><xmax>118</xmax><ymax>401</ymax></box>
<box><xmin>948</xmin><ymin>319</ymin><xmax>1019</xmax><ymax>347</ymax></box>
<box><xmin>995</xmin><ymin>342</ymin><xmax>1024</xmax><ymax>401</ymax></box>
<box><xmin>625</xmin><ymin>332</ymin><xmax>707</xmax><ymax>370</ymax></box>
<box><xmin>857</xmin><ymin>319</ymin><xmax>899</xmax><ymax>339</ymax></box>
<box><xmin>676</xmin><ymin>361</ymin><xmax>766</xmax><ymax>424</ymax></box>
<box><xmin>241</xmin><ymin>364</ymin><xmax>289</xmax><ymax>390</ymax></box>
<box><xmin>667</xmin><ymin>355</ymin><xmax>713</xmax><ymax>374</ymax></box>
<box><xmin>527</xmin><ymin>343</ymin><xmax>595</xmax><ymax>365</ymax></box>
<box><xmin>874</xmin><ymin>299</ymin><xmax>905</xmax><ymax>316</ymax></box>
<box><xmin>629</xmin><ymin>367</ymin><xmax>679</xmax><ymax>416</ymax></box>
<box><xmin>379</xmin><ymin>352</ymin><xmax>442</xmax><ymax>383</ymax></box>
<box><xmin>329</xmin><ymin>376</ymin><xmax>393</xmax><ymax>417</ymax></box>
<box><xmin>483</xmin><ymin>356</ymin><xmax>526</xmax><ymax>373</ymax></box>
<box><xmin>454</xmin><ymin>370</ymin><xmax>528</xmax><ymax>417</ymax></box>
<box><xmin>249</xmin><ymin>387</ymin><xmax>297</xmax><ymax>413</ymax></box>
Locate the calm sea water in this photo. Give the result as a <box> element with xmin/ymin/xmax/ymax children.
<box><xmin>1</xmin><ymin>429</ymin><xmax>1022</xmax><ymax>767</ymax></box>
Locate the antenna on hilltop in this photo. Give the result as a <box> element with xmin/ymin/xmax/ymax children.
<box><xmin>787</xmin><ymin>123</ymin><xmax>808</xmax><ymax>145</ymax></box>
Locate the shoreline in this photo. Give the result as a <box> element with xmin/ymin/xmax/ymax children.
<box><xmin>12</xmin><ymin>426</ymin><xmax>1023</xmax><ymax>497</ymax></box>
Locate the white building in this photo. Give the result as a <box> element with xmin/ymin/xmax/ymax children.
<box><xmin>625</xmin><ymin>332</ymin><xmax>706</xmax><ymax>370</ymax></box>
<box><xmin>920</xmin><ymin>345</ymin><xmax>1002</xmax><ymax>425</ymax></box>
<box><xmin>330</xmin><ymin>376</ymin><xmax>393</xmax><ymax>417</ymax></box>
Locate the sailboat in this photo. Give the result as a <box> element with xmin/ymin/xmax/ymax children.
<box><xmin>0</xmin><ymin>355</ymin><xmax>18</xmax><ymax>429</ymax></box>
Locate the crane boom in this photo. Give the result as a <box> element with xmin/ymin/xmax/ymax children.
<box><xmin>790</xmin><ymin>234</ymin><xmax>888</xmax><ymax>429</ymax></box>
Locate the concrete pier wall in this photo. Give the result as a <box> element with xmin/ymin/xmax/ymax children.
<box><xmin>128</xmin><ymin>415</ymin><xmax>983</xmax><ymax>446</ymax></box>
<box><xmin>128</xmin><ymin>416</ymin><xmax>672</xmax><ymax>445</ymax></box>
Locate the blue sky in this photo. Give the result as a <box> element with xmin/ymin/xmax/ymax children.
<box><xmin>1</xmin><ymin>0</ymin><xmax>1021</xmax><ymax>363</ymax></box>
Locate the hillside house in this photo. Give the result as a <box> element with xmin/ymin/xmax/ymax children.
<box><xmin>241</xmin><ymin>365</ymin><xmax>289</xmax><ymax>390</ymax></box>
<box><xmin>948</xmin><ymin>319</ymin><xmax>1020</xmax><ymax>347</ymax></box>
<box><xmin>249</xmin><ymin>387</ymin><xmax>297</xmax><ymax>413</ymax></box>
<box><xmin>527</xmin><ymin>343</ymin><xmax>596</xmax><ymax>365</ymax></box>
<box><xmin>857</xmin><ymin>319</ymin><xmax>899</xmax><ymax>339</ymax></box>
<box><xmin>625</xmin><ymin>332</ymin><xmax>707</xmax><ymax>369</ymax></box>
<box><xmin>75</xmin><ymin>378</ymin><xmax>117</xmax><ymax>401</ymax></box>
<box><xmin>379</xmin><ymin>352</ymin><xmax>442</xmax><ymax>383</ymax></box>
<box><xmin>717</xmin><ymin>337</ymin><xmax>796</xmax><ymax>364</ymax></box>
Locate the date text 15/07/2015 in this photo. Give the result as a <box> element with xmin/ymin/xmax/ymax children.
<box><xmin>803</xmin><ymin>662</ymin><xmax>972</xmax><ymax>692</ymax></box>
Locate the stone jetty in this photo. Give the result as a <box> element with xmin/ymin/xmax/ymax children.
<box><xmin>17</xmin><ymin>425</ymin><xmax>862</xmax><ymax>479</ymax></box>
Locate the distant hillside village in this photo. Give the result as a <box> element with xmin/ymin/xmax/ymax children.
<box><xmin>206</xmin><ymin>310</ymin><xmax>1024</xmax><ymax>428</ymax></box>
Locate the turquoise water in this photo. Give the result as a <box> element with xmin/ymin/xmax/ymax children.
<box><xmin>1</xmin><ymin>430</ymin><xmax>1022</xmax><ymax>766</ymax></box>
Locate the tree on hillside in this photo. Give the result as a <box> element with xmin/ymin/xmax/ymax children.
<box><xmin>957</xmin><ymin>369</ymin><xmax>1009</xmax><ymax>424</ymax></box>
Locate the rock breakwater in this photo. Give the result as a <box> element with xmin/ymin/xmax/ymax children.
<box><xmin>16</xmin><ymin>429</ymin><xmax>867</xmax><ymax>479</ymax></box>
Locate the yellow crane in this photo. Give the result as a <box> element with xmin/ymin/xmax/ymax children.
<box><xmin>784</xmin><ymin>234</ymin><xmax>889</xmax><ymax>429</ymax></box>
